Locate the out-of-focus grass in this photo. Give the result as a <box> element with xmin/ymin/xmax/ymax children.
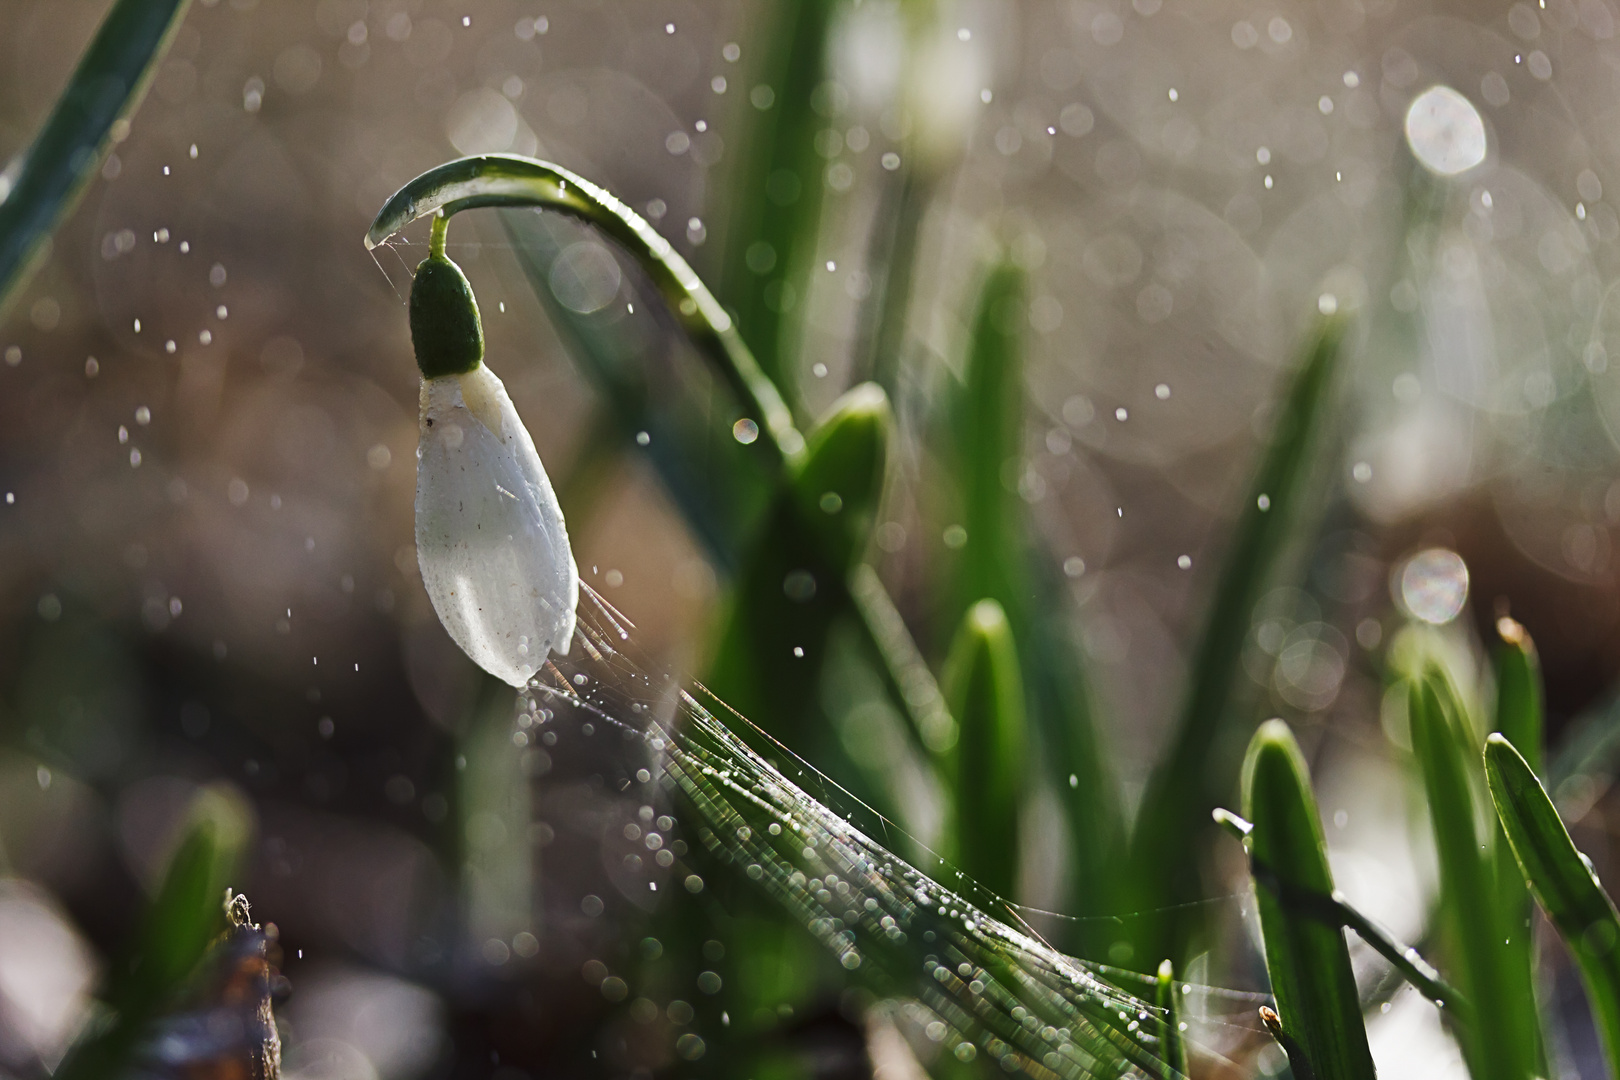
<box><xmin>0</xmin><ymin>0</ymin><xmax>191</xmax><ymax>314</ymax></box>
<box><xmin>1125</xmin><ymin>314</ymin><xmax>1346</xmax><ymax>965</ymax></box>
<box><xmin>946</xmin><ymin>259</ymin><xmax>1122</xmax><ymax>945</ymax></box>
<box><xmin>717</xmin><ymin>0</ymin><xmax>837</xmax><ymax>413</ymax></box>
<box><xmin>54</xmin><ymin>786</ymin><xmax>251</xmax><ymax>1080</ymax></box>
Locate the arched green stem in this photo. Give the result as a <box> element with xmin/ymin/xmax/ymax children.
<box><xmin>367</xmin><ymin>154</ymin><xmax>804</xmax><ymax>468</ymax></box>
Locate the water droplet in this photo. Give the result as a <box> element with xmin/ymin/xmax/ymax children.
<box><xmin>1177</xmin><ymin>555</ymin><xmax>1192</xmax><ymax>569</ymax></box>
<box><xmin>732</xmin><ymin>417</ymin><xmax>759</xmax><ymax>444</ymax></box>
<box><xmin>1257</xmin><ymin>494</ymin><xmax>1271</xmax><ymax>511</ymax></box>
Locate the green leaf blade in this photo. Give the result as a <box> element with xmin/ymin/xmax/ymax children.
<box><xmin>1243</xmin><ymin>720</ymin><xmax>1375</xmax><ymax>1080</ymax></box>
<box><xmin>790</xmin><ymin>383</ymin><xmax>892</xmax><ymax>570</ymax></box>
<box><xmin>1486</xmin><ymin>731</ymin><xmax>1620</xmax><ymax>1074</ymax></box>
<box><xmin>1409</xmin><ymin>671</ymin><xmax>1537</xmax><ymax>1080</ymax></box>
<box><xmin>1128</xmin><ymin>313</ymin><xmax>1347</xmax><ymax>963</ymax></box>
<box><xmin>947</xmin><ymin>258</ymin><xmax>1125</xmax><ymax>954</ymax></box>
<box><xmin>1155</xmin><ymin>959</ymin><xmax>1189</xmax><ymax>1079</ymax></box>
<box><xmin>1493</xmin><ymin>617</ymin><xmax>1544</xmax><ymax>774</ymax></box>
<box><xmin>0</xmin><ymin>0</ymin><xmax>192</xmax><ymax>312</ymax></box>
<box><xmin>942</xmin><ymin>599</ymin><xmax>1027</xmax><ymax>901</ymax></box>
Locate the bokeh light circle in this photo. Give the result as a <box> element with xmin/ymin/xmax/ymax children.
<box><xmin>1404</xmin><ymin>86</ymin><xmax>1487</xmax><ymax>176</ymax></box>
<box><xmin>1397</xmin><ymin>548</ymin><xmax>1470</xmax><ymax>624</ymax></box>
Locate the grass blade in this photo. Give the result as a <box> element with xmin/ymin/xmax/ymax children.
<box><xmin>1127</xmin><ymin>313</ymin><xmax>1347</xmax><ymax>964</ymax></box>
<box><xmin>1242</xmin><ymin>720</ymin><xmax>1376</xmax><ymax>1080</ymax></box>
<box><xmin>1486</xmin><ymin>732</ymin><xmax>1620</xmax><ymax>1076</ymax></box>
<box><xmin>941</xmin><ymin>600</ymin><xmax>1027</xmax><ymax>900</ymax></box>
<box><xmin>1155</xmin><ymin>959</ymin><xmax>1189</xmax><ymax>1078</ymax></box>
<box><xmin>1409</xmin><ymin>669</ymin><xmax>1538</xmax><ymax>1080</ymax></box>
<box><xmin>0</xmin><ymin>0</ymin><xmax>191</xmax><ymax>313</ymax></box>
<box><xmin>1490</xmin><ymin>616</ymin><xmax>1547</xmax><ymax>1073</ymax></box>
<box><xmin>1493</xmin><ymin>616</ymin><xmax>1544</xmax><ymax>773</ymax></box>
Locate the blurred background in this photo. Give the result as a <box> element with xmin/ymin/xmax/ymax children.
<box><xmin>5</xmin><ymin>0</ymin><xmax>1620</xmax><ymax>1078</ymax></box>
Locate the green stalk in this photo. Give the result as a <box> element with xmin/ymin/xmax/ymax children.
<box><xmin>1409</xmin><ymin>669</ymin><xmax>1537</xmax><ymax>1080</ymax></box>
<box><xmin>1486</xmin><ymin>732</ymin><xmax>1620</xmax><ymax>1077</ymax></box>
<box><xmin>856</xmin><ymin>164</ymin><xmax>933</xmax><ymax>395</ymax></box>
<box><xmin>941</xmin><ymin>599</ymin><xmax>1027</xmax><ymax>901</ymax></box>
<box><xmin>1242</xmin><ymin>720</ymin><xmax>1376</xmax><ymax>1080</ymax></box>
<box><xmin>717</xmin><ymin>0</ymin><xmax>838</xmax><ymax>407</ymax></box>
<box><xmin>1155</xmin><ymin>959</ymin><xmax>1189</xmax><ymax>1078</ymax></box>
<box><xmin>1126</xmin><ymin>313</ymin><xmax>1346</xmax><ymax>965</ymax></box>
<box><xmin>0</xmin><ymin>0</ymin><xmax>192</xmax><ymax>313</ymax></box>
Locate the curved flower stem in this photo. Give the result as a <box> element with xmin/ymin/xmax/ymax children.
<box><xmin>366</xmin><ymin>154</ymin><xmax>804</xmax><ymax>470</ymax></box>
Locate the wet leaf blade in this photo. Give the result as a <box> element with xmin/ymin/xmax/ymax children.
<box><xmin>1490</xmin><ymin>618</ymin><xmax>1547</xmax><ymax>1073</ymax></box>
<box><xmin>1486</xmin><ymin>732</ymin><xmax>1620</xmax><ymax>1075</ymax></box>
<box><xmin>1409</xmin><ymin>672</ymin><xmax>1537</xmax><ymax>1080</ymax></box>
<box><xmin>1243</xmin><ymin>720</ymin><xmax>1375</xmax><ymax>1080</ymax></box>
<box><xmin>0</xmin><ymin>0</ymin><xmax>191</xmax><ymax>313</ymax></box>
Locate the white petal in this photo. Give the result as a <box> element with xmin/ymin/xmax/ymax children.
<box><xmin>415</xmin><ymin>364</ymin><xmax>578</xmax><ymax>687</ymax></box>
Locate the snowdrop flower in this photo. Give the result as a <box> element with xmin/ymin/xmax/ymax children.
<box><xmin>410</xmin><ymin>218</ymin><xmax>577</xmax><ymax>687</ymax></box>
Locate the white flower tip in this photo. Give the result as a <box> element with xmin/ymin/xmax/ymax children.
<box><xmin>415</xmin><ymin>364</ymin><xmax>579</xmax><ymax>685</ymax></box>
